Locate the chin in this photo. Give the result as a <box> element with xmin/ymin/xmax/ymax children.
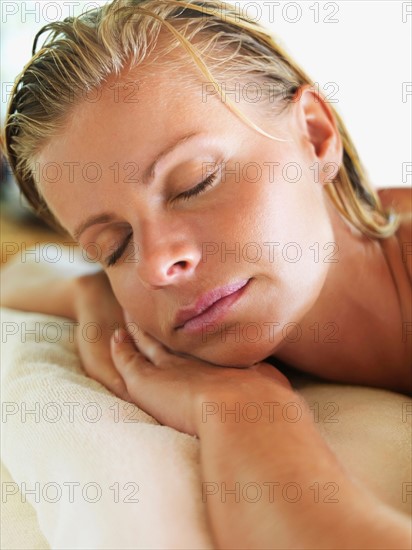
<box><xmin>183</xmin><ymin>340</ymin><xmax>278</xmax><ymax>369</ymax></box>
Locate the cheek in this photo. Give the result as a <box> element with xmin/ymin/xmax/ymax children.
<box><xmin>266</xmin><ymin>183</ymin><xmax>333</xmax><ymax>318</ymax></box>
<box><xmin>241</xmin><ymin>168</ymin><xmax>334</xmax><ymax>266</ymax></box>
<box><xmin>108</xmin><ymin>275</ymin><xmax>156</xmax><ymax>330</ymax></box>
<box><xmin>262</xmin><ymin>153</ymin><xmax>334</xmax><ymax>245</ymax></box>
<box><xmin>239</xmin><ymin>168</ymin><xmax>334</xmax><ymax>317</ymax></box>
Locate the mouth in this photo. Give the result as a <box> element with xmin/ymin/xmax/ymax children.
<box><xmin>174</xmin><ymin>278</ymin><xmax>252</xmax><ymax>333</ymax></box>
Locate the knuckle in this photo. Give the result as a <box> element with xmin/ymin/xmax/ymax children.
<box><xmin>111</xmin><ymin>376</ymin><xmax>127</xmax><ymax>394</ymax></box>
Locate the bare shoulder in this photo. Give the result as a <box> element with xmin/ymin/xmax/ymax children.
<box><xmin>378</xmin><ymin>187</ymin><xmax>411</xmax><ymax>214</ymax></box>
<box><xmin>378</xmin><ymin>188</ymin><xmax>412</xmax><ymax>279</ymax></box>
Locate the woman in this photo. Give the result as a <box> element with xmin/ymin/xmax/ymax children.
<box><xmin>2</xmin><ymin>0</ymin><xmax>411</xmax><ymax>547</ymax></box>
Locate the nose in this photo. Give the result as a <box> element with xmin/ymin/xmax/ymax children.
<box><xmin>134</xmin><ymin>220</ymin><xmax>201</xmax><ymax>289</ymax></box>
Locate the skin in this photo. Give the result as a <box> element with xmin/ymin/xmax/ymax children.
<box><xmin>36</xmin><ymin>58</ymin><xmax>411</xmax><ymax>393</ymax></box>
<box><xmin>6</xmin><ymin>46</ymin><xmax>412</xmax><ymax>547</ymax></box>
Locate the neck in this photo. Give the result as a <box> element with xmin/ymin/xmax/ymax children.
<box><xmin>273</xmin><ymin>202</ymin><xmax>405</xmax><ymax>392</ymax></box>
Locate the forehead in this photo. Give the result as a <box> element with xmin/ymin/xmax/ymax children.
<box><xmin>48</xmin><ymin>63</ymin><xmax>208</xmax><ymax>160</ymax></box>
<box><xmin>36</xmin><ymin>27</ymin><xmax>277</xmax><ymax>171</ymax></box>
<box><xmin>34</xmin><ymin>61</ymin><xmax>254</xmax><ymax>232</ymax></box>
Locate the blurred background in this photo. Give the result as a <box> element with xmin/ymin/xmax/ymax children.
<box><xmin>1</xmin><ymin>0</ymin><xmax>411</xmax><ymax>265</ymax></box>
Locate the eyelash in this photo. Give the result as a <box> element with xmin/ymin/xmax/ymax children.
<box><xmin>106</xmin><ymin>232</ymin><xmax>133</xmax><ymax>268</ymax></box>
<box><xmin>177</xmin><ymin>169</ymin><xmax>219</xmax><ymax>201</ymax></box>
<box><xmin>105</xmin><ymin>169</ymin><xmax>220</xmax><ymax>268</ymax></box>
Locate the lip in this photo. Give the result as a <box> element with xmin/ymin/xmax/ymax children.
<box><xmin>174</xmin><ymin>278</ymin><xmax>251</xmax><ymax>331</ymax></box>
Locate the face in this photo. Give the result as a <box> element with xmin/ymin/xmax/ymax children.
<box><xmin>36</xmin><ymin>55</ymin><xmax>341</xmax><ymax>367</ymax></box>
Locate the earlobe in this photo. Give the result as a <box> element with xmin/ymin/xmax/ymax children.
<box><xmin>296</xmin><ymin>85</ymin><xmax>342</xmax><ymax>181</ymax></box>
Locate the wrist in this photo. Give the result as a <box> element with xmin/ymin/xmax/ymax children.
<box><xmin>196</xmin><ymin>381</ymin><xmax>304</xmax><ymax>438</ymax></box>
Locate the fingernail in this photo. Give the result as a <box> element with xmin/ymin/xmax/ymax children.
<box><xmin>113</xmin><ymin>327</ymin><xmax>127</xmax><ymax>344</ymax></box>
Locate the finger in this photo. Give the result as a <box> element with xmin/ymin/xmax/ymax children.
<box><xmin>90</xmin><ymin>364</ymin><xmax>132</xmax><ymax>402</ymax></box>
<box><xmin>133</xmin><ymin>329</ymin><xmax>170</xmax><ymax>366</ymax></box>
<box><xmin>76</xmin><ymin>332</ymin><xmax>133</xmax><ymax>402</ymax></box>
<box><xmin>111</xmin><ymin>328</ymin><xmax>151</xmax><ymax>382</ymax></box>
<box><xmin>107</xmin><ymin>373</ymin><xmax>133</xmax><ymax>403</ymax></box>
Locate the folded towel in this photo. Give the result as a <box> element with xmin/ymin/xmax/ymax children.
<box><xmin>1</xmin><ymin>307</ymin><xmax>214</xmax><ymax>550</ymax></box>
<box><xmin>2</xmin><ymin>305</ymin><xmax>411</xmax><ymax>549</ymax></box>
<box><xmin>1</xmin><ymin>460</ymin><xmax>49</xmax><ymax>550</ymax></box>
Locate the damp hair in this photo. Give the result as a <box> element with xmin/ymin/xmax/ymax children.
<box><xmin>3</xmin><ymin>0</ymin><xmax>399</xmax><ymax>237</ymax></box>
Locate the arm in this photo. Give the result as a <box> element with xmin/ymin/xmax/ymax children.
<box><xmin>1</xmin><ymin>253</ymin><xmax>80</xmax><ymax>319</ymax></box>
<box><xmin>198</xmin><ymin>387</ymin><xmax>411</xmax><ymax>549</ymax></box>
<box><xmin>1</xmin><ymin>252</ymin><xmax>131</xmax><ymax>401</ymax></box>
<box><xmin>110</xmin><ymin>328</ymin><xmax>412</xmax><ymax>550</ymax></box>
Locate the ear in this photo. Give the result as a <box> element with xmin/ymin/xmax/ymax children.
<box><xmin>292</xmin><ymin>84</ymin><xmax>343</xmax><ymax>185</ymax></box>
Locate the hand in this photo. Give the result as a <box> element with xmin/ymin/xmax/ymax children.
<box><xmin>111</xmin><ymin>330</ymin><xmax>412</xmax><ymax>550</ymax></box>
<box><xmin>110</xmin><ymin>326</ymin><xmax>292</xmax><ymax>436</ymax></box>
<box><xmin>73</xmin><ymin>272</ymin><xmax>132</xmax><ymax>401</ymax></box>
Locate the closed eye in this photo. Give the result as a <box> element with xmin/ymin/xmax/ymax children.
<box><xmin>105</xmin><ymin>232</ymin><xmax>133</xmax><ymax>268</ymax></box>
<box><xmin>177</xmin><ymin>169</ymin><xmax>219</xmax><ymax>201</ymax></box>
<box><xmin>105</xmin><ymin>169</ymin><xmax>221</xmax><ymax>267</ymax></box>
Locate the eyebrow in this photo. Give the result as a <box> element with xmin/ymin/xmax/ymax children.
<box><xmin>73</xmin><ymin>213</ymin><xmax>117</xmax><ymax>241</ymax></box>
<box><xmin>142</xmin><ymin>131</ymin><xmax>200</xmax><ymax>185</ymax></box>
<box><xmin>73</xmin><ymin>131</ymin><xmax>201</xmax><ymax>241</ymax></box>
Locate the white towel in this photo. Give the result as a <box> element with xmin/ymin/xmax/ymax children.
<box><xmin>1</xmin><ymin>306</ymin><xmax>214</xmax><ymax>550</ymax></box>
<box><xmin>2</xmin><ymin>304</ymin><xmax>411</xmax><ymax>549</ymax></box>
<box><xmin>1</xmin><ymin>460</ymin><xmax>49</xmax><ymax>550</ymax></box>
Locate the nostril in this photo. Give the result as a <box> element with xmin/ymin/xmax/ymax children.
<box><xmin>167</xmin><ymin>260</ymin><xmax>189</xmax><ymax>276</ymax></box>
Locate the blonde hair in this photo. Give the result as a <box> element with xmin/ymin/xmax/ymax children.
<box><xmin>3</xmin><ymin>0</ymin><xmax>398</xmax><ymax>237</ymax></box>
